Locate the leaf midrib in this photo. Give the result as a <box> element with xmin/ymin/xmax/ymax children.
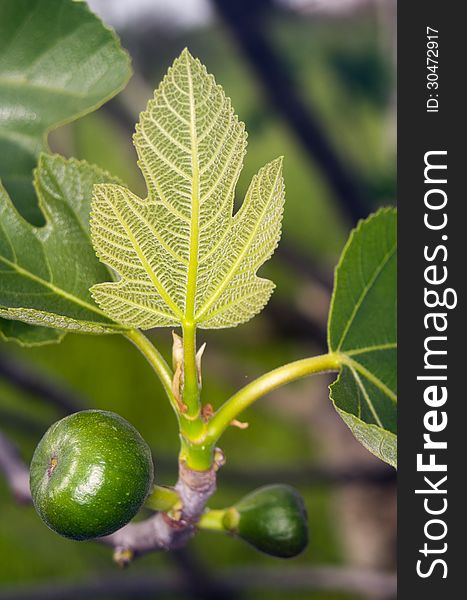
<box><xmin>184</xmin><ymin>52</ymin><xmax>200</xmax><ymax>323</ymax></box>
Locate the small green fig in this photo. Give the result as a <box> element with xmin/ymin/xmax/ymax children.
<box><xmin>232</xmin><ymin>484</ymin><xmax>308</xmax><ymax>558</ymax></box>
<box><xmin>30</xmin><ymin>410</ymin><xmax>154</xmax><ymax>541</ymax></box>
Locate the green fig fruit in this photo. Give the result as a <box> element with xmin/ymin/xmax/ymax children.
<box><xmin>233</xmin><ymin>484</ymin><xmax>308</xmax><ymax>558</ymax></box>
<box><xmin>30</xmin><ymin>410</ymin><xmax>154</xmax><ymax>541</ymax></box>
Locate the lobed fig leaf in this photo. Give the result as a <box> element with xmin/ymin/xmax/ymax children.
<box><xmin>90</xmin><ymin>49</ymin><xmax>285</xmax><ymax>331</ymax></box>
<box><xmin>0</xmin><ymin>154</ymin><xmax>128</xmax><ymax>337</ymax></box>
<box><xmin>0</xmin><ymin>0</ymin><xmax>131</xmax><ymax>344</ymax></box>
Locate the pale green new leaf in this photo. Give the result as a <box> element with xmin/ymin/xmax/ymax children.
<box><xmin>91</xmin><ymin>50</ymin><xmax>284</xmax><ymax>330</ymax></box>
<box><xmin>328</xmin><ymin>208</ymin><xmax>397</xmax><ymax>468</ymax></box>
<box><xmin>0</xmin><ymin>154</ymin><xmax>128</xmax><ymax>336</ymax></box>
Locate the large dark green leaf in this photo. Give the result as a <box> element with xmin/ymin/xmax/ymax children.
<box><xmin>328</xmin><ymin>208</ymin><xmax>397</xmax><ymax>467</ymax></box>
<box><xmin>0</xmin><ymin>154</ymin><xmax>127</xmax><ymax>341</ymax></box>
<box><xmin>0</xmin><ymin>0</ymin><xmax>131</xmax><ymax>224</ymax></box>
<box><xmin>0</xmin><ymin>0</ymin><xmax>131</xmax><ymax>344</ymax></box>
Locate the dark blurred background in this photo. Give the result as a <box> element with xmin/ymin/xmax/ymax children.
<box><xmin>0</xmin><ymin>0</ymin><xmax>396</xmax><ymax>598</ymax></box>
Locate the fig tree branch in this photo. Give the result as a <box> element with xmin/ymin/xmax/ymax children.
<box><xmin>0</xmin><ymin>428</ymin><xmax>219</xmax><ymax>561</ymax></box>
<box><xmin>100</xmin><ymin>459</ymin><xmax>222</xmax><ymax>562</ymax></box>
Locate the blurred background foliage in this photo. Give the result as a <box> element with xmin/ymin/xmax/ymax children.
<box><xmin>0</xmin><ymin>0</ymin><xmax>396</xmax><ymax>598</ymax></box>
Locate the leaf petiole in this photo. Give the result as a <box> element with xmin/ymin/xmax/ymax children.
<box><xmin>181</xmin><ymin>322</ymin><xmax>201</xmax><ymax>418</ymax></box>
<box><xmin>144</xmin><ymin>485</ymin><xmax>181</xmax><ymax>513</ymax></box>
<box><xmin>197</xmin><ymin>507</ymin><xmax>239</xmax><ymax>532</ymax></box>
<box><xmin>124</xmin><ymin>329</ymin><xmax>177</xmax><ymax>412</ymax></box>
<box><xmin>205</xmin><ymin>352</ymin><xmax>342</xmax><ymax>445</ymax></box>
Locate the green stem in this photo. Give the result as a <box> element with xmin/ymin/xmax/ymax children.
<box><xmin>144</xmin><ymin>485</ymin><xmax>181</xmax><ymax>512</ymax></box>
<box><xmin>206</xmin><ymin>352</ymin><xmax>341</xmax><ymax>445</ymax></box>
<box><xmin>179</xmin><ymin>435</ymin><xmax>213</xmax><ymax>471</ymax></box>
<box><xmin>197</xmin><ymin>507</ymin><xmax>239</xmax><ymax>532</ymax></box>
<box><xmin>125</xmin><ymin>329</ymin><xmax>177</xmax><ymax>413</ymax></box>
<box><xmin>182</xmin><ymin>322</ymin><xmax>200</xmax><ymax>419</ymax></box>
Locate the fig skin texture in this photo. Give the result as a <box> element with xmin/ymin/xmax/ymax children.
<box><xmin>30</xmin><ymin>410</ymin><xmax>154</xmax><ymax>541</ymax></box>
<box><xmin>234</xmin><ymin>484</ymin><xmax>308</xmax><ymax>558</ymax></box>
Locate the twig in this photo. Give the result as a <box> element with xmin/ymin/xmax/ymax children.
<box><xmin>101</xmin><ymin>458</ymin><xmax>222</xmax><ymax>561</ymax></box>
<box><xmin>0</xmin><ymin>431</ymin><xmax>30</xmax><ymax>502</ymax></box>
<box><xmin>210</xmin><ymin>0</ymin><xmax>369</xmax><ymax>224</ymax></box>
<box><xmin>0</xmin><ymin>428</ymin><xmax>220</xmax><ymax>560</ymax></box>
<box><xmin>0</xmin><ymin>566</ymin><xmax>396</xmax><ymax>599</ymax></box>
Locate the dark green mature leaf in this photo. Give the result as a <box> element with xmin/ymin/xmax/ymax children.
<box><xmin>0</xmin><ymin>317</ymin><xmax>62</xmax><ymax>346</ymax></box>
<box><xmin>328</xmin><ymin>208</ymin><xmax>397</xmax><ymax>467</ymax></box>
<box><xmin>0</xmin><ymin>154</ymin><xmax>127</xmax><ymax>339</ymax></box>
<box><xmin>0</xmin><ymin>0</ymin><xmax>131</xmax><ymax>344</ymax></box>
<box><xmin>0</xmin><ymin>0</ymin><xmax>131</xmax><ymax>224</ymax></box>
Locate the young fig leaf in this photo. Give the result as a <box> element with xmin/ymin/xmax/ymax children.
<box><xmin>0</xmin><ymin>154</ymin><xmax>128</xmax><ymax>336</ymax></box>
<box><xmin>328</xmin><ymin>208</ymin><xmax>397</xmax><ymax>467</ymax></box>
<box><xmin>90</xmin><ymin>49</ymin><xmax>285</xmax><ymax>330</ymax></box>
